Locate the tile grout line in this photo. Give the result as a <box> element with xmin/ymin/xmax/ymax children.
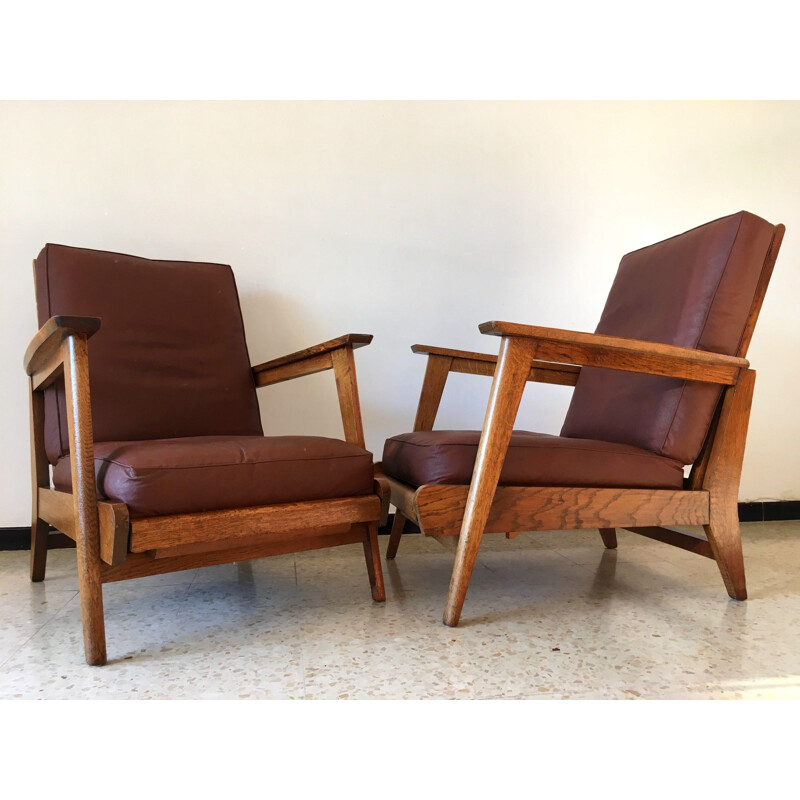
<box><xmin>0</xmin><ymin>590</ymin><xmax>80</xmax><ymax>671</ymax></box>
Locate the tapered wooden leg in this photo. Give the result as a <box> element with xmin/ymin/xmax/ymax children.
<box><xmin>63</xmin><ymin>335</ymin><xmax>107</xmax><ymax>665</ymax></box>
<box><xmin>29</xmin><ymin>385</ymin><xmax>50</xmax><ymax>582</ymax></box>
<box><xmin>443</xmin><ymin>336</ymin><xmax>535</xmax><ymax>627</ymax></box>
<box><xmin>362</xmin><ymin>522</ymin><xmax>386</xmax><ymax>602</ymax></box>
<box><xmin>599</xmin><ymin>528</ymin><xmax>617</xmax><ymax>549</ymax></box>
<box><xmin>386</xmin><ymin>511</ymin><xmax>407</xmax><ymax>559</ymax></box>
<box><xmin>705</xmin><ymin>504</ymin><xmax>746</xmax><ymax>600</ymax></box>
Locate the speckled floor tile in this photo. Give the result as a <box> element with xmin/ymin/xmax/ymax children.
<box><xmin>1</xmin><ymin>521</ymin><xmax>798</xmax><ymax>699</ymax></box>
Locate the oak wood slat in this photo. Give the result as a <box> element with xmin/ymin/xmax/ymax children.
<box><xmin>102</xmin><ymin>526</ymin><xmax>370</xmax><ymax>583</ymax></box>
<box><xmin>416</xmin><ymin>485</ymin><xmax>710</xmax><ymax>537</ymax></box>
<box><xmin>129</xmin><ymin>495</ymin><xmax>381</xmax><ymax>553</ymax></box>
<box><xmin>148</xmin><ymin>524</ymin><xmax>355</xmax><ymax>560</ymax></box>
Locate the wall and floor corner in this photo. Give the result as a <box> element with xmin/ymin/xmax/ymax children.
<box><xmin>1</xmin><ymin>101</ymin><xmax>799</xmax><ymax>538</ymax></box>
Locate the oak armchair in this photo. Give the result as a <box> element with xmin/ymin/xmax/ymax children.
<box><xmin>378</xmin><ymin>211</ymin><xmax>785</xmax><ymax>626</ymax></box>
<box><xmin>25</xmin><ymin>244</ymin><xmax>385</xmax><ymax>665</ymax></box>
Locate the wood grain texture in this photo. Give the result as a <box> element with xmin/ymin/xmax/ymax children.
<box><xmin>253</xmin><ymin>351</ymin><xmax>333</xmax><ymax>387</ymax></box>
<box><xmin>331</xmin><ymin>346</ymin><xmax>366</xmax><ymax>448</ymax></box>
<box><xmin>38</xmin><ymin>488</ymin><xmax>129</xmax><ymax>566</ymax></box>
<box><xmin>478</xmin><ymin>322</ymin><xmax>748</xmax><ymax>384</ymax></box>
<box><xmin>29</xmin><ymin>383</ymin><xmax>50</xmax><ymax>581</ymax></box>
<box><xmin>102</xmin><ymin>526</ymin><xmax>370</xmax><ymax>583</ymax></box>
<box><xmin>62</xmin><ymin>334</ymin><xmax>106</xmax><ymax>666</ymax></box>
<box><xmin>444</xmin><ymin>335</ymin><xmax>536</xmax><ymax>626</ymax></box>
<box><xmin>252</xmin><ymin>333</ymin><xmax>372</xmax><ymax>379</ymax></box>
<box><xmin>129</xmin><ymin>495</ymin><xmax>381</xmax><ymax>552</ymax></box>
<box><xmin>416</xmin><ymin>485</ymin><xmax>711</xmax><ymax>536</ymax></box>
<box><xmin>412</xmin><ymin>344</ymin><xmax>580</xmax><ymax>386</ymax></box>
<box><xmin>383</xmin><ymin>474</ymin><xmax>421</xmax><ymax>526</ymax></box>
<box><xmin>23</xmin><ymin>315</ymin><xmax>101</xmax><ymax>374</ymax></box>
<box><xmin>701</xmin><ymin>369</ymin><xmax>756</xmax><ymax>599</ymax></box>
<box><xmin>362</xmin><ymin>522</ymin><xmax>386</xmax><ymax>601</ymax></box>
<box><xmin>148</xmin><ymin>524</ymin><xmax>354</xmax><ymax>559</ymax></box>
<box><xmin>413</xmin><ymin>355</ymin><xmax>452</xmax><ymax>431</ymax></box>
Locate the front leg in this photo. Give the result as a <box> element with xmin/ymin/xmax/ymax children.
<box><xmin>443</xmin><ymin>336</ymin><xmax>535</xmax><ymax>626</ymax></box>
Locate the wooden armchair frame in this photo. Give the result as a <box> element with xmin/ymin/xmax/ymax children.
<box><xmin>25</xmin><ymin>316</ymin><xmax>385</xmax><ymax>665</ymax></box>
<box><xmin>381</xmin><ymin>224</ymin><xmax>784</xmax><ymax>627</ymax></box>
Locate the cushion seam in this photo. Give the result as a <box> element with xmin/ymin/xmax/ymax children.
<box><xmin>87</xmin><ymin>452</ymin><xmax>371</xmax><ymax>473</ymax></box>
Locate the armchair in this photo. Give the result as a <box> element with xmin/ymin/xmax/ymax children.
<box><xmin>25</xmin><ymin>245</ymin><xmax>385</xmax><ymax>665</ymax></box>
<box><xmin>378</xmin><ymin>211</ymin><xmax>785</xmax><ymax>626</ymax></box>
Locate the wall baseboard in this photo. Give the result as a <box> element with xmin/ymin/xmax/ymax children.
<box><xmin>1</xmin><ymin>501</ymin><xmax>797</xmax><ymax>551</ymax></box>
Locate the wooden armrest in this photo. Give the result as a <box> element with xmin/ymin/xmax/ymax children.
<box><xmin>411</xmin><ymin>343</ymin><xmax>580</xmax><ymax>386</ymax></box>
<box><xmin>479</xmin><ymin>321</ymin><xmax>748</xmax><ymax>385</ymax></box>
<box><xmin>252</xmin><ymin>333</ymin><xmax>373</xmax><ymax>388</ymax></box>
<box><xmin>24</xmin><ymin>315</ymin><xmax>101</xmax><ymax>389</ymax></box>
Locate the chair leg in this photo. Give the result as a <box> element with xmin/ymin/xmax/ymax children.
<box><xmin>704</xmin><ymin>504</ymin><xmax>747</xmax><ymax>600</ymax></box>
<box><xmin>362</xmin><ymin>522</ymin><xmax>386</xmax><ymax>602</ymax></box>
<box><xmin>77</xmin><ymin>543</ymin><xmax>107</xmax><ymax>665</ymax></box>
<box><xmin>386</xmin><ymin>511</ymin><xmax>407</xmax><ymax>559</ymax></box>
<box><xmin>30</xmin><ymin>517</ymin><xmax>49</xmax><ymax>582</ymax></box>
<box><xmin>63</xmin><ymin>334</ymin><xmax>107</xmax><ymax>665</ymax></box>
<box><xmin>599</xmin><ymin>528</ymin><xmax>617</xmax><ymax>549</ymax></box>
<box><xmin>443</xmin><ymin>336</ymin><xmax>535</xmax><ymax>627</ymax></box>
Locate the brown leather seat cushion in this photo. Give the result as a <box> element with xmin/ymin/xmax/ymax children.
<box><xmin>382</xmin><ymin>430</ymin><xmax>685</xmax><ymax>489</ymax></box>
<box><xmin>53</xmin><ymin>435</ymin><xmax>374</xmax><ymax>518</ymax></box>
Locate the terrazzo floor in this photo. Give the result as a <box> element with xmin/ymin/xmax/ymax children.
<box><xmin>1</xmin><ymin>521</ymin><xmax>799</xmax><ymax>699</ymax></box>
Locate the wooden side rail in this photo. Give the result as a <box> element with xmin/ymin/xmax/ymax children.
<box><xmin>479</xmin><ymin>322</ymin><xmax>749</xmax><ymax>385</ymax></box>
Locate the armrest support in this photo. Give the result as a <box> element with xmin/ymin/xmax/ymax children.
<box><xmin>409</xmin><ymin>342</ymin><xmax>580</xmax><ymax>432</ymax></box>
<box><xmin>479</xmin><ymin>322</ymin><xmax>748</xmax><ymax>385</ymax></box>
<box><xmin>252</xmin><ymin>333</ymin><xmax>373</xmax><ymax>449</ymax></box>
<box><xmin>24</xmin><ymin>315</ymin><xmax>102</xmax><ymax>391</ymax></box>
<box><xmin>252</xmin><ymin>333</ymin><xmax>372</xmax><ymax>388</ymax></box>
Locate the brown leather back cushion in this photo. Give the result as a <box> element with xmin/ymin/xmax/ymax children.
<box><xmin>561</xmin><ymin>211</ymin><xmax>776</xmax><ymax>464</ymax></box>
<box><xmin>35</xmin><ymin>244</ymin><xmax>263</xmax><ymax>465</ymax></box>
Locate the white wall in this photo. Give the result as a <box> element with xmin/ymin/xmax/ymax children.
<box><xmin>1</xmin><ymin>101</ymin><xmax>798</xmax><ymax>525</ymax></box>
